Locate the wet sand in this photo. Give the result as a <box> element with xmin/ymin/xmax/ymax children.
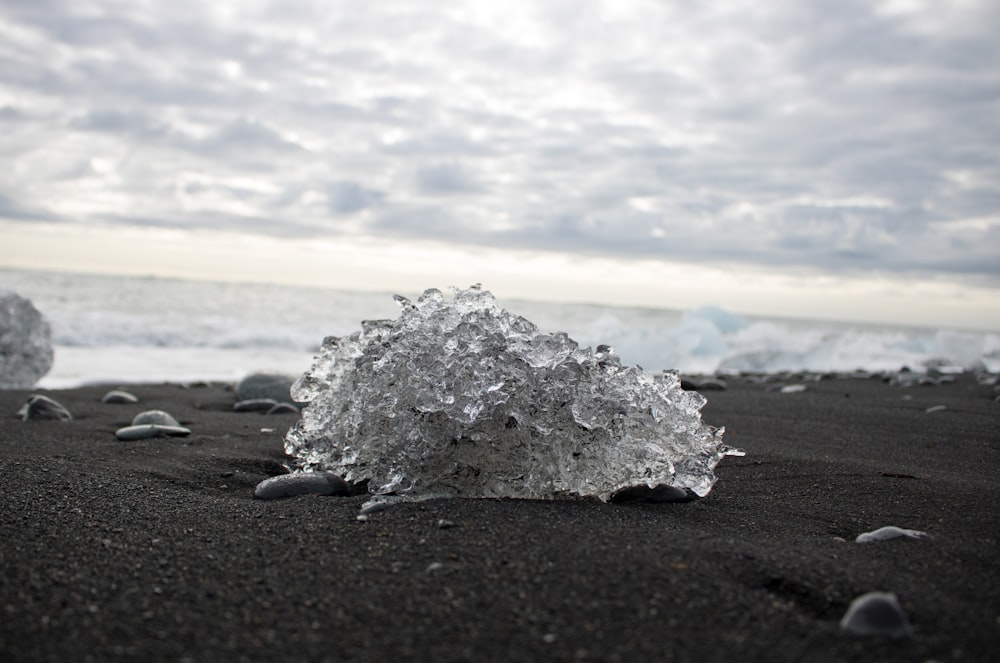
<box><xmin>1</xmin><ymin>375</ymin><xmax>998</xmax><ymax>661</ymax></box>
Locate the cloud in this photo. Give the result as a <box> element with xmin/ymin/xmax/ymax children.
<box><xmin>0</xmin><ymin>0</ymin><xmax>996</xmax><ymax>286</ymax></box>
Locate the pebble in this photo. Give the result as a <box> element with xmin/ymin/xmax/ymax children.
<box><xmin>681</xmin><ymin>377</ymin><xmax>727</xmax><ymax>391</ymax></box>
<box><xmin>839</xmin><ymin>592</ymin><xmax>913</xmax><ymax>638</ymax></box>
<box><xmin>856</xmin><ymin>526</ymin><xmax>928</xmax><ymax>543</ymax></box>
<box><xmin>234</xmin><ymin>398</ymin><xmax>279</xmax><ymax>412</ymax></box>
<box><xmin>101</xmin><ymin>390</ymin><xmax>138</xmax><ymax>404</ymax></box>
<box><xmin>18</xmin><ymin>394</ymin><xmax>73</xmax><ymax>421</ymax></box>
<box><xmin>253</xmin><ymin>472</ymin><xmax>351</xmax><ymax>499</ymax></box>
<box><xmin>779</xmin><ymin>384</ymin><xmax>807</xmax><ymax>394</ymax></box>
<box><xmin>266</xmin><ymin>402</ymin><xmax>300</xmax><ymax>415</ymax></box>
<box><xmin>131</xmin><ymin>410</ymin><xmax>181</xmax><ymax>427</ymax></box>
<box><xmin>924</xmin><ymin>405</ymin><xmax>947</xmax><ymax>414</ymax></box>
<box><xmin>115</xmin><ymin>424</ymin><xmax>192</xmax><ymax>440</ymax></box>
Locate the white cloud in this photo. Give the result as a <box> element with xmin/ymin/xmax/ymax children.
<box><xmin>0</xmin><ymin>0</ymin><xmax>997</xmax><ymax>322</ymax></box>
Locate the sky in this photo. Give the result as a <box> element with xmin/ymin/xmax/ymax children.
<box><xmin>1</xmin><ymin>0</ymin><xmax>998</xmax><ymax>330</ymax></box>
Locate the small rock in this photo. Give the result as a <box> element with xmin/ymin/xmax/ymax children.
<box><xmin>924</xmin><ymin>405</ymin><xmax>947</xmax><ymax>414</ymax></box>
<box><xmin>358</xmin><ymin>500</ymin><xmax>391</xmax><ymax>516</ymax></box>
<box><xmin>253</xmin><ymin>472</ymin><xmax>351</xmax><ymax>499</ymax></box>
<box><xmin>266</xmin><ymin>402</ymin><xmax>299</xmax><ymax>415</ymax></box>
<box><xmin>234</xmin><ymin>398</ymin><xmax>279</xmax><ymax>412</ymax></box>
<box><xmin>437</xmin><ymin>519</ymin><xmax>456</xmax><ymax>529</ymax></box>
<box><xmin>18</xmin><ymin>394</ymin><xmax>72</xmax><ymax>421</ymax></box>
<box><xmin>425</xmin><ymin>562</ymin><xmax>445</xmax><ymax>574</ymax></box>
<box><xmin>779</xmin><ymin>384</ymin><xmax>807</xmax><ymax>394</ymax></box>
<box><xmin>131</xmin><ymin>410</ymin><xmax>181</xmax><ymax>427</ymax></box>
<box><xmin>856</xmin><ymin>526</ymin><xmax>928</xmax><ymax>543</ymax></box>
<box><xmin>101</xmin><ymin>390</ymin><xmax>138</xmax><ymax>404</ymax></box>
<box><xmin>115</xmin><ymin>424</ymin><xmax>192</xmax><ymax>440</ymax></box>
<box><xmin>840</xmin><ymin>592</ymin><xmax>913</xmax><ymax>638</ymax></box>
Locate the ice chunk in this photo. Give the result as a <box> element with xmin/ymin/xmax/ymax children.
<box><xmin>285</xmin><ymin>286</ymin><xmax>736</xmax><ymax>501</ymax></box>
<box><xmin>0</xmin><ymin>291</ymin><xmax>54</xmax><ymax>389</ymax></box>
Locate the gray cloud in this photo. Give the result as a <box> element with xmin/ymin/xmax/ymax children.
<box><xmin>0</xmin><ymin>0</ymin><xmax>997</xmax><ymax>283</ymax></box>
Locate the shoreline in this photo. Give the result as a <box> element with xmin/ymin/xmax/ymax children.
<box><xmin>1</xmin><ymin>375</ymin><xmax>998</xmax><ymax>661</ymax></box>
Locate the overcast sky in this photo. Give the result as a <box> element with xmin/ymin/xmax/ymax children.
<box><xmin>1</xmin><ymin>0</ymin><xmax>998</xmax><ymax>328</ymax></box>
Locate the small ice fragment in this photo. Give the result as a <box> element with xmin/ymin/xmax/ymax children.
<box><xmin>254</xmin><ymin>472</ymin><xmax>350</xmax><ymax>499</ymax></box>
<box><xmin>856</xmin><ymin>526</ymin><xmax>928</xmax><ymax>543</ymax></box>
<box><xmin>234</xmin><ymin>398</ymin><xmax>279</xmax><ymax>412</ymax></box>
<box><xmin>131</xmin><ymin>410</ymin><xmax>181</xmax><ymax>427</ymax></box>
<box><xmin>285</xmin><ymin>286</ymin><xmax>731</xmax><ymax>502</ymax></box>
<box><xmin>0</xmin><ymin>291</ymin><xmax>53</xmax><ymax>389</ymax></box>
<box><xmin>840</xmin><ymin>592</ymin><xmax>913</xmax><ymax>638</ymax></box>
<box><xmin>18</xmin><ymin>394</ymin><xmax>72</xmax><ymax>421</ymax></box>
<box><xmin>115</xmin><ymin>424</ymin><xmax>191</xmax><ymax>440</ymax></box>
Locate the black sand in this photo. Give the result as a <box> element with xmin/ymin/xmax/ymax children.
<box><xmin>1</xmin><ymin>375</ymin><xmax>998</xmax><ymax>661</ymax></box>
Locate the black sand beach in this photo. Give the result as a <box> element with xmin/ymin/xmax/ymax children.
<box><xmin>1</xmin><ymin>375</ymin><xmax>998</xmax><ymax>661</ymax></box>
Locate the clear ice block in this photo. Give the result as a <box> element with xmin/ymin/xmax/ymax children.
<box><xmin>285</xmin><ymin>286</ymin><xmax>735</xmax><ymax>501</ymax></box>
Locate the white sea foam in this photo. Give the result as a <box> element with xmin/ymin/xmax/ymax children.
<box><xmin>1</xmin><ymin>268</ymin><xmax>997</xmax><ymax>388</ymax></box>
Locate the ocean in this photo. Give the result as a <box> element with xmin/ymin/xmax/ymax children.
<box><xmin>2</xmin><ymin>268</ymin><xmax>997</xmax><ymax>389</ymax></box>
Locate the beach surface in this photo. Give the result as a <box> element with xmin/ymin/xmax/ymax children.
<box><xmin>1</xmin><ymin>375</ymin><xmax>998</xmax><ymax>661</ymax></box>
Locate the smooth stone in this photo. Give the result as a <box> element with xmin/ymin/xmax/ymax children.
<box><xmin>856</xmin><ymin>526</ymin><xmax>928</xmax><ymax>543</ymax></box>
<box><xmin>266</xmin><ymin>402</ymin><xmax>299</xmax><ymax>415</ymax></box>
<box><xmin>115</xmin><ymin>424</ymin><xmax>192</xmax><ymax>440</ymax></box>
<box><xmin>235</xmin><ymin>373</ymin><xmax>298</xmax><ymax>405</ymax></box>
<box><xmin>131</xmin><ymin>410</ymin><xmax>181</xmax><ymax>427</ymax></box>
<box><xmin>840</xmin><ymin>592</ymin><xmax>913</xmax><ymax>638</ymax></box>
<box><xmin>253</xmin><ymin>472</ymin><xmax>351</xmax><ymax>499</ymax></box>
<box><xmin>924</xmin><ymin>405</ymin><xmax>947</xmax><ymax>414</ymax></box>
<box><xmin>18</xmin><ymin>394</ymin><xmax>72</xmax><ymax>421</ymax></box>
<box><xmin>779</xmin><ymin>384</ymin><xmax>807</xmax><ymax>394</ymax></box>
<box><xmin>609</xmin><ymin>484</ymin><xmax>696</xmax><ymax>504</ymax></box>
<box><xmin>101</xmin><ymin>390</ymin><xmax>138</xmax><ymax>404</ymax></box>
<box><xmin>234</xmin><ymin>398</ymin><xmax>279</xmax><ymax>412</ymax></box>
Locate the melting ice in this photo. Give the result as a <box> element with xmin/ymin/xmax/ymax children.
<box><xmin>284</xmin><ymin>286</ymin><xmax>737</xmax><ymax>501</ymax></box>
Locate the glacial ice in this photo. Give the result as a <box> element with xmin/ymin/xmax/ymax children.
<box><xmin>284</xmin><ymin>286</ymin><xmax>736</xmax><ymax>501</ymax></box>
<box><xmin>0</xmin><ymin>291</ymin><xmax>54</xmax><ymax>389</ymax></box>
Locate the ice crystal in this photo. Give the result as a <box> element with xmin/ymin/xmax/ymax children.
<box><xmin>285</xmin><ymin>286</ymin><xmax>735</xmax><ymax>501</ymax></box>
<box><xmin>0</xmin><ymin>291</ymin><xmax>53</xmax><ymax>389</ymax></box>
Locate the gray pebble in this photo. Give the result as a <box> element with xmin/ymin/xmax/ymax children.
<box><xmin>234</xmin><ymin>398</ymin><xmax>279</xmax><ymax>412</ymax></box>
<box><xmin>131</xmin><ymin>410</ymin><xmax>181</xmax><ymax>427</ymax></box>
<box><xmin>840</xmin><ymin>592</ymin><xmax>913</xmax><ymax>638</ymax></box>
<box><xmin>115</xmin><ymin>424</ymin><xmax>192</xmax><ymax>440</ymax></box>
<box><xmin>856</xmin><ymin>526</ymin><xmax>928</xmax><ymax>543</ymax></box>
<box><xmin>266</xmin><ymin>402</ymin><xmax>300</xmax><ymax>415</ymax></box>
<box><xmin>235</xmin><ymin>373</ymin><xmax>298</xmax><ymax>404</ymax></box>
<box><xmin>254</xmin><ymin>472</ymin><xmax>351</xmax><ymax>499</ymax></box>
<box><xmin>18</xmin><ymin>394</ymin><xmax>72</xmax><ymax>421</ymax></box>
<box><xmin>437</xmin><ymin>519</ymin><xmax>456</xmax><ymax>529</ymax></box>
<box><xmin>924</xmin><ymin>404</ymin><xmax>947</xmax><ymax>414</ymax></box>
<box><xmin>101</xmin><ymin>390</ymin><xmax>138</xmax><ymax>404</ymax></box>
<box><xmin>779</xmin><ymin>384</ymin><xmax>807</xmax><ymax>394</ymax></box>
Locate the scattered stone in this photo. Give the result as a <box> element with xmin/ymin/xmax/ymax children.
<box><xmin>856</xmin><ymin>526</ymin><xmax>928</xmax><ymax>543</ymax></box>
<box><xmin>131</xmin><ymin>410</ymin><xmax>181</xmax><ymax>427</ymax></box>
<box><xmin>437</xmin><ymin>519</ymin><xmax>456</xmax><ymax>529</ymax></box>
<box><xmin>18</xmin><ymin>394</ymin><xmax>72</xmax><ymax>421</ymax></box>
<box><xmin>101</xmin><ymin>390</ymin><xmax>138</xmax><ymax>404</ymax></box>
<box><xmin>840</xmin><ymin>592</ymin><xmax>913</xmax><ymax>638</ymax></box>
<box><xmin>115</xmin><ymin>424</ymin><xmax>192</xmax><ymax>440</ymax></box>
<box><xmin>254</xmin><ymin>471</ymin><xmax>351</xmax><ymax>499</ymax></box>
<box><xmin>924</xmin><ymin>405</ymin><xmax>947</xmax><ymax>414</ymax></box>
<box><xmin>0</xmin><ymin>291</ymin><xmax>54</xmax><ymax>389</ymax></box>
<box><xmin>425</xmin><ymin>562</ymin><xmax>445</xmax><ymax>574</ymax></box>
<box><xmin>266</xmin><ymin>402</ymin><xmax>299</xmax><ymax>415</ymax></box>
<box><xmin>609</xmin><ymin>484</ymin><xmax>697</xmax><ymax>503</ymax></box>
<box><xmin>234</xmin><ymin>398</ymin><xmax>279</xmax><ymax>413</ymax></box>
<box><xmin>779</xmin><ymin>384</ymin><xmax>807</xmax><ymax>394</ymax></box>
<box><xmin>358</xmin><ymin>500</ymin><xmax>392</xmax><ymax>516</ymax></box>
<box><xmin>235</xmin><ymin>373</ymin><xmax>299</xmax><ymax>404</ymax></box>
